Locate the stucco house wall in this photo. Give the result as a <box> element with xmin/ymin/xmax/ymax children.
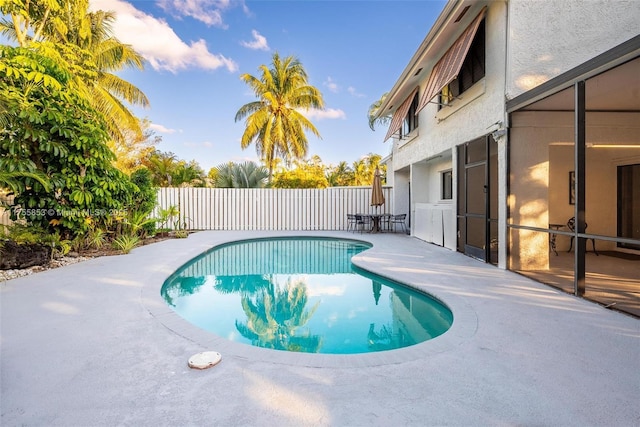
<box><xmin>391</xmin><ymin>2</ymin><xmax>508</xmax><ymax>171</ymax></box>
<box><xmin>506</xmin><ymin>0</ymin><xmax>640</xmax><ymax>99</ymax></box>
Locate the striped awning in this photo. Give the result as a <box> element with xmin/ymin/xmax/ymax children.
<box><xmin>416</xmin><ymin>8</ymin><xmax>486</xmax><ymax>113</ymax></box>
<box><xmin>383</xmin><ymin>86</ymin><xmax>419</xmax><ymax>142</ymax></box>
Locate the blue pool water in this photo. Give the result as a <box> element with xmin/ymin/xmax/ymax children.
<box><xmin>161</xmin><ymin>237</ymin><xmax>453</xmax><ymax>354</ymax></box>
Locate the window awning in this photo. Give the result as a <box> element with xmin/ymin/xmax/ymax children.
<box><xmin>383</xmin><ymin>86</ymin><xmax>419</xmax><ymax>142</ymax></box>
<box><xmin>416</xmin><ymin>8</ymin><xmax>486</xmax><ymax>113</ymax></box>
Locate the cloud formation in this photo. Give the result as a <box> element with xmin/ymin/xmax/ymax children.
<box><xmin>348</xmin><ymin>86</ymin><xmax>365</xmax><ymax>98</ymax></box>
<box><xmin>149</xmin><ymin>123</ymin><xmax>177</xmax><ymax>134</ymax></box>
<box><xmin>323</xmin><ymin>77</ymin><xmax>339</xmax><ymax>93</ymax></box>
<box><xmin>157</xmin><ymin>0</ymin><xmax>230</xmax><ymax>27</ymax></box>
<box><xmin>240</xmin><ymin>30</ymin><xmax>269</xmax><ymax>51</ymax></box>
<box><xmin>303</xmin><ymin>108</ymin><xmax>346</xmax><ymax>120</ymax></box>
<box><xmin>90</xmin><ymin>0</ymin><xmax>237</xmax><ymax>73</ymax></box>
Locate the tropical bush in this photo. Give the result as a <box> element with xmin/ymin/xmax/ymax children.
<box><xmin>0</xmin><ymin>45</ymin><xmax>137</xmax><ymax>239</ymax></box>
<box><xmin>111</xmin><ymin>234</ymin><xmax>140</xmax><ymax>254</ymax></box>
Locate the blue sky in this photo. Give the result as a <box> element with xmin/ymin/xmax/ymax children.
<box><xmin>89</xmin><ymin>0</ymin><xmax>446</xmax><ymax>173</ymax></box>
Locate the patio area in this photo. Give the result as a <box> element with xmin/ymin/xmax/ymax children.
<box><xmin>1</xmin><ymin>231</ymin><xmax>638</xmax><ymax>426</ymax></box>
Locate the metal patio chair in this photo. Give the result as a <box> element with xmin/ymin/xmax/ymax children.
<box><xmin>390</xmin><ymin>214</ymin><xmax>407</xmax><ymax>234</ymax></box>
<box><xmin>346</xmin><ymin>213</ymin><xmax>358</xmax><ymax>232</ymax></box>
<box><xmin>355</xmin><ymin>214</ymin><xmax>372</xmax><ymax>233</ymax></box>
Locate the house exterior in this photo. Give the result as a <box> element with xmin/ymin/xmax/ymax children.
<box><xmin>376</xmin><ymin>0</ymin><xmax>640</xmax><ymax>314</ymax></box>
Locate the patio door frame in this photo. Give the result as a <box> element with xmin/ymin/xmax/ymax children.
<box><xmin>457</xmin><ymin>134</ymin><xmax>498</xmax><ymax>264</ymax></box>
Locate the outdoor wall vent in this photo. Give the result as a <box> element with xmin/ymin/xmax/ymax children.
<box><xmin>454</xmin><ymin>6</ymin><xmax>470</xmax><ymax>23</ymax></box>
<box><xmin>414</xmin><ymin>68</ymin><xmax>423</xmax><ymax>76</ymax></box>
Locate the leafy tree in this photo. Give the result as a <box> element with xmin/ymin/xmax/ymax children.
<box><xmin>0</xmin><ymin>170</ymin><xmax>50</xmax><ymax>194</ymax></box>
<box><xmin>0</xmin><ymin>45</ymin><xmax>135</xmax><ymax>237</ymax></box>
<box><xmin>271</xmin><ymin>156</ymin><xmax>328</xmax><ymax>189</ymax></box>
<box><xmin>1</xmin><ymin>0</ymin><xmax>150</xmax><ymax>143</ymax></box>
<box><xmin>108</xmin><ymin>118</ymin><xmax>159</xmax><ymax>174</ymax></box>
<box><xmin>0</xmin><ymin>0</ymin><xmax>66</xmax><ymax>47</ymax></box>
<box><xmin>235</xmin><ymin>52</ymin><xmax>324</xmax><ymax>183</ymax></box>
<box><xmin>210</xmin><ymin>161</ymin><xmax>268</xmax><ymax>188</ymax></box>
<box><xmin>130</xmin><ymin>168</ymin><xmax>156</xmax><ymax>214</ymax></box>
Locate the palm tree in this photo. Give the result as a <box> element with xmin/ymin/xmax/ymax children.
<box><xmin>368</xmin><ymin>92</ymin><xmax>391</xmax><ymax>131</ymax></box>
<box><xmin>235</xmin><ymin>53</ymin><xmax>325</xmax><ymax>183</ymax></box>
<box><xmin>326</xmin><ymin>161</ymin><xmax>354</xmax><ymax>186</ymax></box>
<box><xmin>353</xmin><ymin>153</ymin><xmax>384</xmax><ymax>186</ymax></box>
<box><xmin>235</xmin><ymin>277</ymin><xmax>322</xmax><ymax>352</ymax></box>
<box><xmin>1</xmin><ymin>1</ymin><xmax>149</xmax><ymax>142</ymax></box>
<box><xmin>52</xmin><ymin>5</ymin><xmax>150</xmax><ymax>142</ymax></box>
<box><xmin>147</xmin><ymin>151</ymin><xmax>177</xmax><ymax>186</ymax></box>
<box><xmin>212</xmin><ymin>161</ymin><xmax>269</xmax><ymax>188</ymax></box>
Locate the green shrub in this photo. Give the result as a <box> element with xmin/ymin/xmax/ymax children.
<box><xmin>111</xmin><ymin>235</ymin><xmax>139</xmax><ymax>254</ymax></box>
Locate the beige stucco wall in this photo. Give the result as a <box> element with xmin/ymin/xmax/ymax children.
<box><xmin>506</xmin><ymin>0</ymin><xmax>640</xmax><ymax>99</ymax></box>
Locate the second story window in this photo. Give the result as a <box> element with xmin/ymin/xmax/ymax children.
<box><xmin>401</xmin><ymin>92</ymin><xmax>419</xmax><ymax>138</ymax></box>
<box><xmin>439</xmin><ymin>19</ymin><xmax>485</xmax><ymax>109</ymax></box>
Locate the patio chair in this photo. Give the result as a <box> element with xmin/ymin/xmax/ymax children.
<box><xmin>390</xmin><ymin>214</ymin><xmax>407</xmax><ymax>234</ymax></box>
<box><xmin>355</xmin><ymin>214</ymin><xmax>372</xmax><ymax>233</ymax></box>
<box><xmin>346</xmin><ymin>213</ymin><xmax>358</xmax><ymax>232</ymax></box>
<box><xmin>567</xmin><ymin>216</ymin><xmax>598</xmax><ymax>255</ymax></box>
<box><xmin>380</xmin><ymin>213</ymin><xmax>392</xmax><ymax>232</ymax></box>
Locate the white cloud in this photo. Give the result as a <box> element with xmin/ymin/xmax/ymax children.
<box><xmin>89</xmin><ymin>0</ymin><xmax>238</xmax><ymax>73</ymax></box>
<box><xmin>348</xmin><ymin>86</ymin><xmax>365</xmax><ymax>98</ymax></box>
<box><xmin>149</xmin><ymin>123</ymin><xmax>177</xmax><ymax>134</ymax></box>
<box><xmin>303</xmin><ymin>108</ymin><xmax>346</xmax><ymax>120</ymax></box>
<box><xmin>240</xmin><ymin>30</ymin><xmax>269</xmax><ymax>51</ymax></box>
<box><xmin>157</xmin><ymin>0</ymin><xmax>229</xmax><ymax>27</ymax></box>
<box><xmin>323</xmin><ymin>77</ymin><xmax>339</xmax><ymax>93</ymax></box>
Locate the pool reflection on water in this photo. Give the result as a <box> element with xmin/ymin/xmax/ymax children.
<box><xmin>161</xmin><ymin>237</ymin><xmax>453</xmax><ymax>355</ymax></box>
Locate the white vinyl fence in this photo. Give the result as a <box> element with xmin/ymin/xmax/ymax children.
<box><xmin>155</xmin><ymin>186</ymin><xmax>393</xmax><ymax>231</ymax></box>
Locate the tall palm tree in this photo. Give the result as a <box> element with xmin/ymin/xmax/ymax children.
<box><xmin>235</xmin><ymin>53</ymin><xmax>325</xmax><ymax>183</ymax></box>
<box><xmin>52</xmin><ymin>5</ymin><xmax>149</xmax><ymax>142</ymax></box>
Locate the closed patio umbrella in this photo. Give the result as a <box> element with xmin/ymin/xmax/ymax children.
<box><xmin>370</xmin><ymin>167</ymin><xmax>385</xmax><ymax>232</ymax></box>
<box><xmin>370</xmin><ymin>167</ymin><xmax>385</xmax><ymax>210</ymax></box>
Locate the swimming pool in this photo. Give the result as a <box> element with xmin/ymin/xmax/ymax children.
<box><xmin>161</xmin><ymin>237</ymin><xmax>453</xmax><ymax>354</ymax></box>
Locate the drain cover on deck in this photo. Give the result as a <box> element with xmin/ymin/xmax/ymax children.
<box><xmin>188</xmin><ymin>351</ymin><xmax>222</xmax><ymax>370</ymax></box>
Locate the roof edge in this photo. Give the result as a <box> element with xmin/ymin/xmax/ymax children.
<box><xmin>373</xmin><ymin>0</ymin><xmax>462</xmax><ymax>120</ymax></box>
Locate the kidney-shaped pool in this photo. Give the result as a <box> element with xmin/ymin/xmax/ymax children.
<box><xmin>161</xmin><ymin>237</ymin><xmax>453</xmax><ymax>354</ymax></box>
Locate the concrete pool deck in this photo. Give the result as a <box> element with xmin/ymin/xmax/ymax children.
<box><xmin>1</xmin><ymin>230</ymin><xmax>638</xmax><ymax>426</ymax></box>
